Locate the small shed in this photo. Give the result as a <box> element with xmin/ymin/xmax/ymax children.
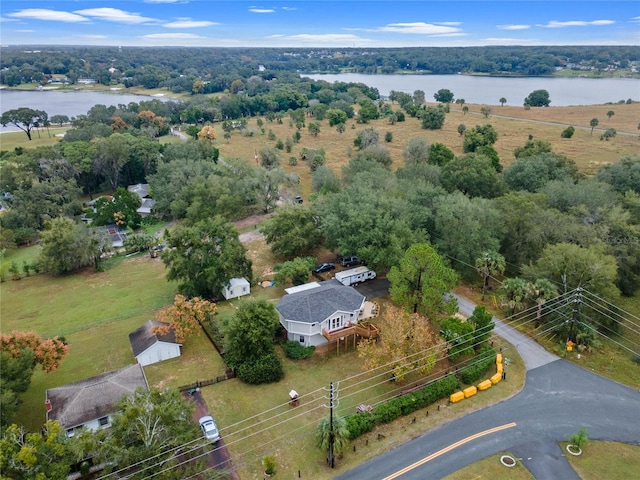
<box><xmin>222</xmin><ymin>277</ymin><xmax>251</xmax><ymax>300</ymax></box>
<box><xmin>129</xmin><ymin>320</ymin><xmax>181</xmax><ymax>367</ymax></box>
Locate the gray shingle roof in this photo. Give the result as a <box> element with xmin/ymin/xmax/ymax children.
<box><xmin>46</xmin><ymin>364</ymin><xmax>148</xmax><ymax>428</ymax></box>
<box><xmin>129</xmin><ymin>320</ymin><xmax>179</xmax><ymax>357</ymax></box>
<box><xmin>276</xmin><ymin>279</ymin><xmax>364</xmax><ymax>324</ymax></box>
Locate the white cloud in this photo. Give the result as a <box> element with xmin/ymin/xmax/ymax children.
<box><xmin>249</xmin><ymin>8</ymin><xmax>275</xmax><ymax>13</ymax></box>
<box><xmin>75</xmin><ymin>34</ymin><xmax>108</xmax><ymax>39</ymax></box>
<box><xmin>8</xmin><ymin>9</ymin><xmax>89</xmax><ymax>23</ymax></box>
<box><xmin>286</xmin><ymin>33</ymin><xmax>373</xmax><ymax>45</ymax></box>
<box><xmin>17</xmin><ymin>29</ymin><xmax>35</xmax><ymax>33</ymax></box>
<box><xmin>484</xmin><ymin>37</ymin><xmax>538</xmax><ymax>45</ymax></box>
<box><xmin>144</xmin><ymin>0</ymin><xmax>186</xmax><ymax>3</ymax></box>
<box><xmin>281</xmin><ymin>7</ymin><xmax>297</xmax><ymax>11</ymax></box>
<box><xmin>164</xmin><ymin>19</ymin><xmax>218</xmax><ymax>28</ymax></box>
<box><xmin>266</xmin><ymin>34</ymin><xmax>285</xmax><ymax>38</ymax></box>
<box><xmin>142</xmin><ymin>33</ymin><xmax>204</xmax><ymax>39</ymax></box>
<box><xmin>539</xmin><ymin>20</ymin><xmax>615</xmax><ymax>28</ymax></box>
<box><xmin>377</xmin><ymin>22</ymin><xmax>462</xmax><ymax>35</ymax></box>
<box><xmin>74</xmin><ymin>8</ymin><xmax>158</xmax><ymax>24</ymax></box>
<box><xmin>498</xmin><ymin>24</ymin><xmax>530</xmax><ymax>31</ymax></box>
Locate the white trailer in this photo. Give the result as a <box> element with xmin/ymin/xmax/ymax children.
<box><xmin>335</xmin><ymin>266</ymin><xmax>376</xmax><ymax>286</ymax></box>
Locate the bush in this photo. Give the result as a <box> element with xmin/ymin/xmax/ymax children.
<box><xmin>283</xmin><ymin>340</ymin><xmax>315</xmax><ymax>359</ymax></box>
<box><xmin>236</xmin><ymin>353</ymin><xmax>284</xmax><ymax>384</ymax></box>
<box><xmin>374</xmin><ymin>400</ymin><xmax>403</xmax><ymax>424</ymax></box>
<box><xmin>561</xmin><ymin>126</ymin><xmax>575</xmax><ymax>138</ymax></box>
<box><xmin>288</xmin><ymin>156</ymin><xmax>298</xmax><ymax>166</ymax></box>
<box><xmin>345</xmin><ymin>411</ymin><xmax>375</xmax><ymax>439</ymax></box>
<box><xmin>459</xmin><ymin>346</ymin><xmax>496</xmax><ymax>384</ymax></box>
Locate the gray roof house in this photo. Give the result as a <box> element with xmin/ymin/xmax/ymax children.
<box><xmin>276</xmin><ymin>279</ymin><xmax>369</xmax><ymax>350</ymax></box>
<box><xmin>129</xmin><ymin>320</ymin><xmax>182</xmax><ymax>367</ymax></box>
<box><xmin>46</xmin><ymin>364</ymin><xmax>148</xmax><ymax>437</ymax></box>
<box><xmin>128</xmin><ymin>183</ymin><xmax>156</xmax><ymax>217</ymax></box>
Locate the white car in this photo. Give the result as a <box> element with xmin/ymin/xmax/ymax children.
<box><xmin>198</xmin><ymin>415</ymin><xmax>220</xmax><ymax>442</ymax></box>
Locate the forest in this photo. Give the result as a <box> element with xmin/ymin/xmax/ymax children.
<box><xmin>1</xmin><ymin>45</ymin><xmax>638</xmax><ymax>90</ymax></box>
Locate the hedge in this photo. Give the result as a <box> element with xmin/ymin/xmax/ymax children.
<box><xmin>283</xmin><ymin>340</ymin><xmax>315</xmax><ymax>360</ymax></box>
<box><xmin>459</xmin><ymin>346</ymin><xmax>496</xmax><ymax>385</ymax></box>
<box><xmin>345</xmin><ymin>374</ymin><xmax>459</xmax><ymax>439</ymax></box>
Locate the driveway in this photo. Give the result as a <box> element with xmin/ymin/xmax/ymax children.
<box><xmin>184</xmin><ymin>390</ymin><xmax>240</xmax><ymax>480</ymax></box>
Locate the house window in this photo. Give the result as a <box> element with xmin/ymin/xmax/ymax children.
<box><xmin>98</xmin><ymin>416</ymin><xmax>109</xmax><ymax>427</ymax></box>
<box><xmin>299</xmin><ymin>336</ymin><xmax>305</xmax><ymax>343</ymax></box>
<box><xmin>330</xmin><ymin>317</ymin><xmax>342</xmax><ymax>330</ymax></box>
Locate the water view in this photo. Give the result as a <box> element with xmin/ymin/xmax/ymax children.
<box><xmin>302</xmin><ymin>73</ymin><xmax>640</xmax><ymax>107</ymax></box>
<box><xmin>0</xmin><ymin>90</ymin><xmax>170</xmax><ymax>132</ymax></box>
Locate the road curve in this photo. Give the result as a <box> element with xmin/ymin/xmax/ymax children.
<box><xmin>334</xmin><ymin>294</ymin><xmax>639</xmax><ymax>480</ymax></box>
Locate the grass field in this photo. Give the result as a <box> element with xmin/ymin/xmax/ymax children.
<box><xmin>443</xmin><ymin>452</ymin><xmax>535</xmax><ymax>480</ymax></box>
<box><xmin>562</xmin><ymin>441</ymin><xmax>640</xmax><ymax>480</ymax></box>
<box><xmin>214</xmin><ymin>102</ymin><xmax>639</xmax><ymax>182</ymax></box>
<box><xmin>0</xmin><ymin>254</ymin><xmax>177</xmax><ymax>431</ymax></box>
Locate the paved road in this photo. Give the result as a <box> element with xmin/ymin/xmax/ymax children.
<box><xmin>335</xmin><ymin>359</ymin><xmax>640</xmax><ymax>480</ymax></box>
<box><xmin>334</xmin><ymin>293</ymin><xmax>640</xmax><ymax>480</ymax></box>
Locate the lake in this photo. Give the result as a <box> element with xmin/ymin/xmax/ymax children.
<box><xmin>302</xmin><ymin>73</ymin><xmax>640</xmax><ymax>107</ymax></box>
<box><xmin>0</xmin><ymin>90</ymin><xmax>172</xmax><ymax>132</ymax></box>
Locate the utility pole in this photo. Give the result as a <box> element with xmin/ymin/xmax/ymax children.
<box><xmin>328</xmin><ymin>382</ymin><xmax>335</xmax><ymax>468</ymax></box>
<box><xmin>568</xmin><ymin>288</ymin><xmax>583</xmax><ymax>342</ymax></box>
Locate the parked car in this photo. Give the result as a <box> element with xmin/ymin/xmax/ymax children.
<box><xmin>313</xmin><ymin>262</ymin><xmax>335</xmax><ymax>274</ymax></box>
<box><xmin>339</xmin><ymin>255</ymin><xmax>360</xmax><ymax>267</ymax></box>
<box><xmin>199</xmin><ymin>415</ymin><xmax>220</xmax><ymax>442</ymax></box>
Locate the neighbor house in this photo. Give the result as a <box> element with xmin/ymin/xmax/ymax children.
<box><xmin>276</xmin><ymin>279</ymin><xmax>372</xmax><ymax>350</ymax></box>
<box><xmin>46</xmin><ymin>364</ymin><xmax>148</xmax><ymax>437</ymax></box>
<box><xmin>128</xmin><ymin>183</ymin><xmax>156</xmax><ymax>217</ymax></box>
<box><xmin>129</xmin><ymin>320</ymin><xmax>182</xmax><ymax>367</ymax></box>
<box><xmin>222</xmin><ymin>277</ymin><xmax>251</xmax><ymax>300</ymax></box>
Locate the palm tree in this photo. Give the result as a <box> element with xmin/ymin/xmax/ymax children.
<box><xmin>527</xmin><ymin>279</ymin><xmax>558</xmax><ymax>327</ymax></box>
<box><xmin>499</xmin><ymin>97</ymin><xmax>507</xmax><ymax>106</ymax></box>
<box><xmin>316</xmin><ymin>416</ymin><xmax>350</xmax><ymax>460</ymax></box>
<box><xmin>590</xmin><ymin>118</ymin><xmax>599</xmax><ymax>135</ymax></box>
<box><xmin>499</xmin><ymin>277</ymin><xmax>530</xmax><ymax>315</ymax></box>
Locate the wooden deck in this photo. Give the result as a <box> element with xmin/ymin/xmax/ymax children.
<box><xmin>322</xmin><ymin>322</ymin><xmax>379</xmax><ymax>342</ymax></box>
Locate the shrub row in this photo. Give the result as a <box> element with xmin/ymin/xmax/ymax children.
<box><xmin>459</xmin><ymin>346</ymin><xmax>496</xmax><ymax>385</ymax></box>
<box><xmin>345</xmin><ymin>374</ymin><xmax>459</xmax><ymax>440</ymax></box>
<box><xmin>283</xmin><ymin>340</ymin><xmax>315</xmax><ymax>360</ymax></box>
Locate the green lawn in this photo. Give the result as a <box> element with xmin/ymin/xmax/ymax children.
<box><xmin>562</xmin><ymin>441</ymin><xmax>640</xmax><ymax>479</ymax></box>
<box><xmin>0</xmin><ymin>254</ymin><xmax>177</xmax><ymax>431</ymax></box>
<box><xmin>443</xmin><ymin>452</ymin><xmax>535</xmax><ymax>480</ymax></box>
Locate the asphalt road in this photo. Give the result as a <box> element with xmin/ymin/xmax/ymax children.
<box><xmin>335</xmin><ymin>359</ymin><xmax>640</xmax><ymax>480</ymax></box>
<box><xmin>334</xmin><ymin>292</ymin><xmax>640</xmax><ymax>480</ymax></box>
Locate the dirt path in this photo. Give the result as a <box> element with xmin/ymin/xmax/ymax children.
<box><xmin>235</xmin><ymin>212</ymin><xmax>272</xmax><ymax>243</ymax></box>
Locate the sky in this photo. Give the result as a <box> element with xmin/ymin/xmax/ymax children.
<box><xmin>1</xmin><ymin>1</ymin><xmax>639</xmax><ymax>48</ymax></box>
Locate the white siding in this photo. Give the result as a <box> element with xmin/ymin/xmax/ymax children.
<box><xmin>136</xmin><ymin>342</ymin><xmax>181</xmax><ymax>367</ymax></box>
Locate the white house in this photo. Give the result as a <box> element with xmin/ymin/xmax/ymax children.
<box><xmin>276</xmin><ymin>279</ymin><xmax>366</xmax><ymax>348</ymax></box>
<box><xmin>129</xmin><ymin>320</ymin><xmax>181</xmax><ymax>367</ymax></box>
<box><xmin>222</xmin><ymin>277</ymin><xmax>251</xmax><ymax>300</ymax></box>
<box><xmin>46</xmin><ymin>364</ymin><xmax>148</xmax><ymax>437</ymax></box>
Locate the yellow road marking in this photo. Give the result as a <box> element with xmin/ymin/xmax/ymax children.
<box><xmin>381</xmin><ymin>422</ymin><xmax>517</xmax><ymax>480</ymax></box>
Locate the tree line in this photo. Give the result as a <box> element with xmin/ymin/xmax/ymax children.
<box><xmin>1</xmin><ymin>45</ymin><xmax>638</xmax><ymax>89</ymax></box>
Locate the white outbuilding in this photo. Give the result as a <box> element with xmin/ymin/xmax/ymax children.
<box><xmin>129</xmin><ymin>320</ymin><xmax>181</xmax><ymax>367</ymax></box>
<box><xmin>222</xmin><ymin>277</ymin><xmax>251</xmax><ymax>300</ymax></box>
